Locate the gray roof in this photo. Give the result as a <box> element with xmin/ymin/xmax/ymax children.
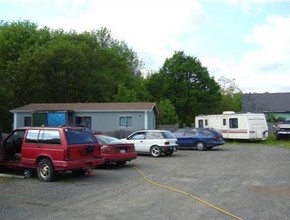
<box><xmin>10</xmin><ymin>102</ymin><xmax>158</xmax><ymax>114</ymax></box>
<box><xmin>242</xmin><ymin>93</ymin><xmax>290</xmax><ymax>113</ymax></box>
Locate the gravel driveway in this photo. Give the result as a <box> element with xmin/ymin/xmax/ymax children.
<box><xmin>0</xmin><ymin>144</ymin><xmax>290</xmax><ymax>220</ymax></box>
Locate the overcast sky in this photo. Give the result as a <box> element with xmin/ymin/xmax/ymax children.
<box><xmin>1</xmin><ymin>0</ymin><xmax>290</xmax><ymax>93</ymax></box>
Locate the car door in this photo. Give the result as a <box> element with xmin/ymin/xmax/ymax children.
<box><xmin>1</xmin><ymin>129</ymin><xmax>26</xmax><ymax>162</ymax></box>
<box><xmin>127</xmin><ymin>132</ymin><xmax>146</xmax><ymax>152</ymax></box>
<box><xmin>184</xmin><ymin>129</ymin><xmax>198</xmax><ymax>148</ymax></box>
<box><xmin>21</xmin><ymin>129</ymin><xmax>64</xmax><ymax>167</ymax></box>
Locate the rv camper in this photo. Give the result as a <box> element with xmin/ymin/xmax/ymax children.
<box><xmin>195</xmin><ymin>111</ymin><xmax>268</xmax><ymax>140</ymax></box>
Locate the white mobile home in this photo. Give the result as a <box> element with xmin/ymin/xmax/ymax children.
<box><xmin>195</xmin><ymin>112</ymin><xmax>268</xmax><ymax>140</ymax></box>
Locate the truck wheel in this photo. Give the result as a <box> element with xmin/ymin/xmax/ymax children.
<box><xmin>196</xmin><ymin>141</ymin><xmax>206</xmax><ymax>151</ymax></box>
<box><xmin>37</xmin><ymin>159</ymin><xmax>56</xmax><ymax>182</ymax></box>
<box><xmin>150</xmin><ymin>145</ymin><xmax>161</xmax><ymax>157</ymax></box>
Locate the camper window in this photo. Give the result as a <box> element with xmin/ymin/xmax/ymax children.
<box><xmin>229</xmin><ymin>118</ymin><xmax>238</xmax><ymax>128</ymax></box>
<box><xmin>205</xmin><ymin>120</ymin><xmax>208</xmax><ymax>126</ymax></box>
<box><xmin>223</xmin><ymin>119</ymin><xmax>226</xmax><ymax>126</ymax></box>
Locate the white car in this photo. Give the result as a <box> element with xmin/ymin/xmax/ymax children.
<box><xmin>122</xmin><ymin>130</ymin><xmax>178</xmax><ymax>157</ymax></box>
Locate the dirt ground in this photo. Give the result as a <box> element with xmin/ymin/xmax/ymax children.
<box><xmin>0</xmin><ymin>144</ymin><xmax>290</xmax><ymax>220</ymax></box>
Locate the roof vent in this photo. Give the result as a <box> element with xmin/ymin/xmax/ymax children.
<box><xmin>222</xmin><ymin>111</ymin><xmax>235</xmax><ymax>114</ymax></box>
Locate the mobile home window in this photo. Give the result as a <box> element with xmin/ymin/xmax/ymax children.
<box><xmin>24</xmin><ymin>117</ymin><xmax>32</xmax><ymax>126</ymax></box>
<box><xmin>205</xmin><ymin>119</ymin><xmax>208</xmax><ymax>126</ymax></box>
<box><xmin>223</xmin><ymin>119</ymin><xmax>226</xmax><ymax>126</ymax></box>
<box><xmin>229</xmin><ymin>118</ymin><xmax>238</xmax><ymax>128</ymax></box>
<box><xmin>75</xmin><ymin>116</ymin><xmax>92</xmax><ymax>130</ymax></box>
<box><xmin>119</xmin><ymin>116</ymin><xmax>132</xmax><ymax>127</ymax></box>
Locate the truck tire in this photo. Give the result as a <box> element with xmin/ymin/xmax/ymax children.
<box><xmin>37</xmin><ymin>158</ymin><xmax>56</xmax><ymax>182</ymax></box>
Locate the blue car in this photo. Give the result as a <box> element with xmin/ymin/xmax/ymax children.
<box><xmin>173</xmin><ymin>127</ymin><xmax>225</xmax><ymax>151</ymax></box>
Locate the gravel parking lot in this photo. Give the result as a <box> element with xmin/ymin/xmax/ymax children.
<box><xmin>1</xmin><ymin>143</ymin><xmax>290</xmax><ymax>220</ymax></box>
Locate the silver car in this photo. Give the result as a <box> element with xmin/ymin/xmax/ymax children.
<box><xmin>122</xmin><ymin>130</ymin><xmax>178</xmax><ymax>157</ymax></box>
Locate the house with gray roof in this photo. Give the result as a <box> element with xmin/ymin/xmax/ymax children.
<box><xmin>242</xmin><ymin>92</ymin><xmax>290</xmax><ymax>120</ymax></box>
<box><xmin>10</xmin><ymin>102</ymin><xmax>158</xmax><ymax>137</ymax></box>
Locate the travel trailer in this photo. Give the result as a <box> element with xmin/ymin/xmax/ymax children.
<box><xmin>195</xmin><ymin>111</ymin><xmax>268</xmax><ymax>140</ymax></box>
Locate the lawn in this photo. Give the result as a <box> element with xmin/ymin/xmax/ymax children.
<box><xmin>262</xmin><ymin>134</ymin><xmax>290</xmax><ymax>149</ymax></box>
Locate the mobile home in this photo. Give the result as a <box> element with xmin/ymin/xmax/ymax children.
<box><xmin>195</xmin><ymin>111</ymin><xmax>268</xmax><ymax>140</ymax></box>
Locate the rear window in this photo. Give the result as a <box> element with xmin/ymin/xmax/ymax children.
<box><xmin>95</xmin><ymin>135</ymin><xmax>123</xmax><ymax>144</ymax></box>
<box><xmin>162</xmin><ymin>131</ymin><xmax>176</xmax><ymax>139</ymax></box>
<box><xmin>66</xmin><ymin>129</ymin><xmax>97</xmax><ymax>145</ymax></box>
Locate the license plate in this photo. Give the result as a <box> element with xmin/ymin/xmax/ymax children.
<box><xmin>120</xmin><ymin>149</ymin><xmax>126</xmax><ymax>153</ymax></box>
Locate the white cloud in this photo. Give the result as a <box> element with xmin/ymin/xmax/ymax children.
<box><xmin>3</xmin><ymin>0</ymin><xmax>289</xmax><ymax>93</ymax></box>
<box><xmin>41</xmin><ymin>0</ymin><xmax>206</xmax><ymax>71</ymax></box>
<box><xmin>204</xmin><ymin>14</ymin><xmax>290</xmax><ymax>93</ymax></box>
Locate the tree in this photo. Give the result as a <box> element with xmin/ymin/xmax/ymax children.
<box><xmin>92</xmin><ymin>27</ymin><xmax>144</xmax><ymax>76</ymax></box>
<box><xmin>113</xmin><ymin>83</ymin><xmax>138</xmax><ymax>102</ymax></box>
<box><xmin>217</xmin><ymin>76</ymin><xmax>242</xmax><ymax>112</ymax></box>
<box><xmin>0</xmin><ymin>20</ymin><xmax>51</xmax><ymax>131</ymax></box>
<box><xmin>147</xmin><ymin>51</ymin><xmax>221</xmax><ymax>126</ymax></box>
<box><xmin>156</xmin><ymin>99</ymin><xmax>178</xmax><ymax>125</ymax></box>
<box><xmin>0</xmin><ymin>20</ymin><xmax>145</xmax><ymax>131</ymax></box>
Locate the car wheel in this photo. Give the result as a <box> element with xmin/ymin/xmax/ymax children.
<box><xmin>37</xmin><ymin>159</ymin><xmax>56</xmax><ymax>182</ymax></box>
<box><xmin>72</xmin><ymin>169</ymin><xmax>87</xmax><ymax>176</ymax></box>
<box><xmin>164</xmin><ymin>150</ymin><xmax>174</xmax><ymax>156</ymax></box>
<box><xmin>196</xmin><ymin>141</ymin><xmax>206</xmax><ymax>151</ymax></box>
<box><xmin>150</xmin><ymin>145</ymin><xmax>162</xmax><ymax>157</ymax></box>
<box><xmin>116</xmin><ymin>161</ymin><xmax>126</xmax><ymax>166</ymax></box>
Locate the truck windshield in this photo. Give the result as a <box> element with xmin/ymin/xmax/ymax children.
<box><xmin>65</xmin><ymin>129</ymin><xmax>97</xmax><ymax>145</ymax></box>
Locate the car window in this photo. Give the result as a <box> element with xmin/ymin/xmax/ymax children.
<box><xmin>198</xmin><ymin>129</ymin><xmax>212</xmax><ymax>136</ymax></box>
<box><xmin>96</xmin><ymin>135</ymin><xmax>123</xmax><ymax>144</ymax></box>
<box><xmin>130</xmin><ymin>132</ymin><xmax>145</xmax><ymax>140</ymax></box>
<box><xmin>174</xmin><ymin>129</ymin><xmax>185</xmax><ymax>134</ymax></box>
<box><xmin>26</xmin><ymin>129</ymin><xmax>61</xmax><ymax>144</ymax></box>
<box><xmin>6</xmin><ymin>129</ymin><xmax>26</xmax><ymax>144</ymax></box>
<box><xmin>26</xmin><ymin>129</ymin><xmax>40</xmax><ymax>143</ymax></box>
<box><xmin>146</xmin><ymin>132</ymin><xmax>163</xmax><ymax>139</ymax></box>
<box><xmin>40</xmin><ymin>130</ymin><xmax>61</xmax><ymax>144</ymax></box>
<box><xmin>66</xmin><ymin>129</ymin><xmax>97</xmax><ymax>145</ymax></box>
<box><xmin>185</xmin><ymin>129</ymin><xmax>197</xmax><ymax>136</ymax></box>
<box><xmin>163</xmin><ymin>131</ymin><xmax>176</xmax><ymax>138</ymax></box>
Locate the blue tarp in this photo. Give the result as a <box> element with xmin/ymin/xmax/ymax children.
<box><xmin>47</xmin><ymin>113</ymin><xmax>66</xmax><ymax>126</ymax></box>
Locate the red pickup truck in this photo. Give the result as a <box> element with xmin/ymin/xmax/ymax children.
<box><xmin>0</xmin><ymin>126</ymin><xmax>105</xmax><ymax>181</ymax></box>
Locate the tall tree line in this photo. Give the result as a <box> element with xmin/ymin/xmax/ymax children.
<box><xmin>0</xmin><ymin>20</ymin><xmax>240</xmax><ymax>132</ymax></box>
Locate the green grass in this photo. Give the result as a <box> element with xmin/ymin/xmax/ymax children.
<box><xmin>262</xmin><ymin>134</ymin><xmax>290</xmax><ymax>149</ymax></box>
<box><xmin>225</xmin><ymin>134</ymin><xmax>290</xmax><ymax>149</ymax></box>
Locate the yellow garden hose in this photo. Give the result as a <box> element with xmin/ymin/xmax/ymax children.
<box><xmin>133</xmin><ymin>166</ymin><xmax>243</xmax><ymax>220</ymax></box>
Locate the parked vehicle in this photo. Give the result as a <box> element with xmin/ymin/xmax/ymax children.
<box><xmin>273</xmin><ymin>120</ymin><xmax>290</xmax><ymax>139</ymax></box>
<box><xmin>122</xmin><ymin>130</ymin><xmax>178</xmax><ymax>157</ymax></box>
<box><xmin>94</xmin><ymin>134</ymin><xmax>137</xmax><ymax>166</ymax></box>
<box><xmin>195</xmin><ymin>111</ymin><xmax>268</xmax><ymax>140</ymax></box>
<box><xmin>0</xmin><ymin>126</ymin><xmax>105</xmax><ymax>181</ymax></box>
<box><xmin>174</xmin><ymin>128</ymin><xmax>225</xmax><ymax>151</ymax></box>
